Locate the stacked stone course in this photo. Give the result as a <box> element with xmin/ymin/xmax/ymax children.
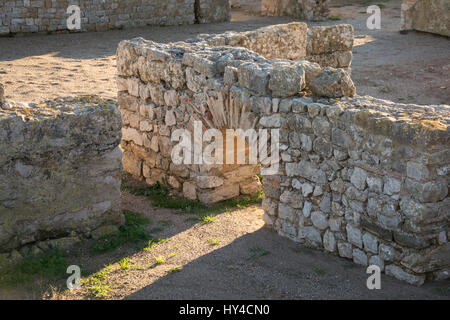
<box><xmin>261</xmin><ymin>96</ymin><xmax>449</xmax><ymax>285</ymax></box>
<box><xmin>0</xmin><ymin>0</ymin><xmax>231</xmax><ymax>35</ymax></box>
<box><xmin>117</xmin><ymin>23</ymin><xmax>355</xmax><ymax>205</ymax></box>
<box><xmin>189</xmin><ymin>23</ymin><xmax>354</xmax><ymax>69</ymax></box>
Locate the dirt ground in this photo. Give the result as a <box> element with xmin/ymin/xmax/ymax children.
<box><xmin>0</xmin><ymin>0</ymin><xmax>449</xmax><ymax>300</ymax></box>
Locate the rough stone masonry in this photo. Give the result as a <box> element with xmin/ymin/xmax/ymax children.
<box><xmin>116</xmin><ymin>22</ymin><xmax>355</xmax><ymax>205</ymax></box>
<box><xmin>117</xmin><ymin>22</ymin><xmax>449</xmax><ymax>285</ymax></box>
<box><xmin>0</xmin><ymin>93</ymin><xmax>124</xmax><ymax>260</ymax></box>
<box><xmin>0</xmin><ymin>0</ymin><xmax>231</xmax><ymax>35</ymax></box>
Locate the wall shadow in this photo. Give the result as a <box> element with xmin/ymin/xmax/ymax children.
<box><xmin>124</xmin><ymin>227</ymin><xmax>447</xmax><ymax>300</ymax></box>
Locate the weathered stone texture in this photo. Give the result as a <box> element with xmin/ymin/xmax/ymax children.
<box><xmin>261</xmin><ymin>93</ymin><xmax>450</xmax><ymax>285</ymax></box>
<box><xmin>117</xmin><ymin>23</ymin><xmax>355</xmax><ymax>204</ymax></box>
<box><xmin>0</xmin><ymin>95</ymin><xmax>123</xmax><ymax>255</ymax></box>
<box><xmin>192</xmin><ymin>22</ymin><xmax>354</xmax><ymax>69</ymax></box>
<box><xmin>401</xmin><ymin>0</ymin><xmax>450</xmax><ymax>37</ymax></box>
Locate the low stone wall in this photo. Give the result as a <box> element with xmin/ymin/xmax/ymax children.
<box><xmin>116</xmin><ymin>24</ymin><xmax>355</xmax><ymax>205</ymax></box>
<box><xmin>0</xmin><ymin>0</ymin><xmax>231</xmax><ymax>36</ymax></box>
<box><xmin>196</xmin><ymin>0</ymin><xmax>232</xmax><ymax>24</ymax></box>
<box><xmin>0</xmin><ymin>94</ymin><xmax>123</xmax><ymax>257</ymax></box>
<box><xmin>261</xmin><ymin>96</ymin><xmax>450</xmax><ymax>285</ymax></box>
<box><xmin>262</xmin><ymin>0</ymin><xmax>330</xmax><ymax>21</ymax></box>
<box><xmin>188</xmin><ymin>22</ymin><xmax>353</xmax><ymax>69</ymax></box>
<box><xmin>401</xmin><ymin>0</ymin><xmax>450</xmax><ymax>37</ymax></box>
<box><xmin>117</xmin><ymin>23</ymin><xmax>449</xmax><ymax>285</ymax></box>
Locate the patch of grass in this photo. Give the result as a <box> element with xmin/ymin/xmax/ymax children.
<box><xmin>314</xmin><ymin>267</ymin><xmax>326</xmax><ymax>276</ymax></box>
<box><xmin>248</xmin><ymin>247</ymin><xmax>270</xmax><ymax>260</ymax></box>
<box><xmin>154</xmin><ymin>256</ymin><xmax>165</xmax><ymax>265</ymax></box>
<box><xmin>0</xmin><ymin>249</ymin><xmax>68</xmax><ymax>287</ymax></box>
<box><xmin>199</xmin><ymin>214</ymin><xmax>217</xmax><ymax>224</ymax></box>
<box><xmin>118</xmin><ymin>257</ymin><xmax>132</xmax><ymax>270</ymax></box>
<box><xmin>432</xmin><ymin>287</ymin><xmax>450</xmax><ymax>297</ymax></box>
<box><xmin>123</xmin><ymin>182</ymin><xmax>264</xmax><ymax>216</ymax></box>
<box><xmin>92</xmin><ymin>210</ymin><xmax>152</xmax><ymax>254</ymax></box>
<box><xmin>144</xmin><ymin>238</ymin><xmax>170</xmax><ymax>252</ymax></box>
<box><xmin>83</xmin><ymin>265</ymin><xmax>113</xmax><ymax>298</ymax></box>
<box><xmin>167</xmin><ymin>266</ymin><xmax>182</xmax><ymax>274</ymax></box>
<box><xmin>328</xmin><ymin>15</ymin><xmax>342</xmax><ymax>21</ymax></box>
<box><xmin>123</xmin><ymin>182</ymin><xmax>205</xmax><ymax>213</ymax></box>
<box><xmin>208</xmin><ymin>239</ymin><xmax>221</xmax><ymax>246</ymax></box>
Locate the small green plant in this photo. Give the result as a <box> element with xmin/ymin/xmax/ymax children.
<box><xmin>84</xmin><ymin>264</ymin><xmax>113</xmax><ymax>298</ymax></box>
<box><xmin>329</xmin><ymin>15</ymin><xmax>342</xmax><ymax>21</ymax></box>
<box><xmin>248</xmin><ymin>247</ymin><xmax>270</xmax><ymax>260</ymax></box>
<box><xmin>433</xmin><ymin>287</ymin><xmax>450</xmax><ymax>297</ymax></box>
<box><xmin>123</xmin><ymin>183</ymin><xmax>264</xmax><ymax>216</ymax></box>
<box><xmin>92</xmin><ymin>210</ymin><xmax>151</xmax><ymax>253</ymax></box>
<box><xmin>199</xmin><ymin>214</ymin><xmax>216</xmax><ymax>224</ymax></box>
<box><xmin>314</xmin><ymin>267</ymin><xmax>326</xmax><ymax>276</ymax></box>
<box><xmin>167</xmin><ymin>266</ymin><xmax>182</xmax><ymax>274</ymax></box>
<box><xmin>118</xmin><ymin>257</ymin><xmax>132</xmax><ymax>270</ymax></box>
<box><xmin>208</xmin><ymin>239</ymin><xmax>221</xmax><ymax>246</ymax></box>
<box><xmin>0</xmin><ymin>249</ymin><xmax>68</xmax><ymax>287</ymax></box>
<box><xmin>144</xmin><ymin>238</ymin><xmax>170</xmax><ymax>252</ymax></box>
<box><xmin>154</xmin><ymin>256</ymin><xmax>165</xmax><ymax>265</ymax></box>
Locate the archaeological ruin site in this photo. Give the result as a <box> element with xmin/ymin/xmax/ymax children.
<box><xmin>0</xmin><ymin>0</ymin><xmax>448</xmax><ymax>300</ymax></box>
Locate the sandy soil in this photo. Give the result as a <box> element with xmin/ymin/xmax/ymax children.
<box><xmin>51</xmin><ymin>186</ymin><xmax>450</xmax><ymax>300</ymax></box>
<box><xmin>0</xmin><ymin>0</ymin><xmax>449</xmax><ymax>300</ymax></box>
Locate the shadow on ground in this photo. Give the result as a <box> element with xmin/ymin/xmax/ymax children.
<box><xmin>125</xmin><ymin>227</ymin><xmax>449</xmax><ymax>300</ymax></box>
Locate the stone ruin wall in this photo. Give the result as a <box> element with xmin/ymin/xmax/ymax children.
<box><xmin>401</xmin><ymin>0</ymin><xmax>450</xmax><ymax>37</ymax></box>
<box><xmin>0</xmin><ymin>88</ymin><xmax>124</xmax><ymax>260</ymax></box>
<box><xmin>262</xmin><ymin>0</ymin><xmax>330</xmax><ymax>21</ymax></box>
<box><xmin>116</xmin><ymin>23</ymin><xmax>354</xmax><ymax>204</ymax></box>
<box><xmin>0</xmin><ymin>0</ymin><xmax>231</xmax><ymax>36</ymax></box>
<box><xmin>261</xmin><ymin>97</ymin><xmax>449</xmax><ymax>286</ymax></box>
<box><xmin>117</xmin><ymin>23</ymin><xmax>449</xmax><ymax>285</ymax></box>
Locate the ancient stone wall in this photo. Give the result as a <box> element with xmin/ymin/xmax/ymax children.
<box><xmin>262</xmin><ymin>0</ymin><xmax>330</xmax><ymax>21</ymax></box>
<box><xmin>116</xmin><ymin>23</ymin><xmax>355</xmax><ymax>205</ymax></box>
<box><xmin>0</xmin><ymin>94</ymin><xmax>124</xmax><ymax>257</ymax></box>
<box><xmin>261</xmin><ymin>96</ymin><xmax>449</xmax><ymax>285</ymax></box>
<box><xmin>117</xmin><ymin>23</ymin><xmax>449</xmax><ymax>285</ymax></box>
<box><xmin>188</xmin><ymin>23</ymin><xmax>353</xmax><ymax>69</ymax></box>
<box><xmin>401</xmin><ymin>0</ymin><xmax>450</xmax><ymax>37</ymax></box>
<box><xmin>0</xmin><ymin>0</ymin><xmax>231</xmax><ymax>36</ymax></box>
